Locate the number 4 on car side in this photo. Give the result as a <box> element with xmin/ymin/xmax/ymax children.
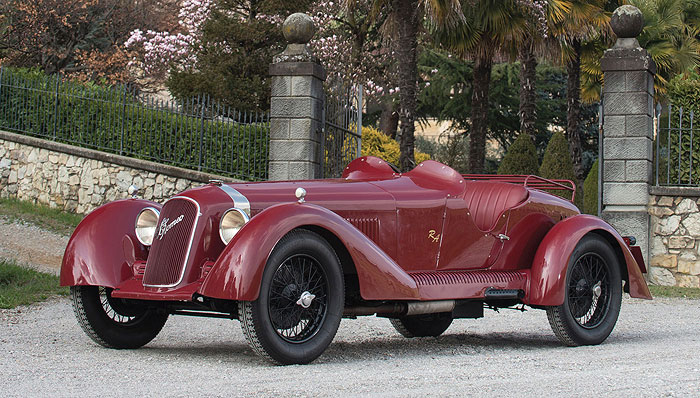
<box><xmin>61</xmin><ymin>157</ymin><xmax>652</xmax><ymax>365</ymax></box>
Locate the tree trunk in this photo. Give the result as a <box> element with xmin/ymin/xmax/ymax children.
<box><xmin>469</xmin><ymin>53</ymin><xmax>493</xmax><ymax>173</ymax></box>
<box><xmin>393</xmin><ymin>0</ymin><xmax>419</xmax><ymax>172</ymax></box>
<box><xmin>566</xmin><ymin>39</ymin><xmax>586</xmax><ymax>184</ymax></box>
<box><xmin>379</xmin><ymin>100</ymin><xmax>399</xmax><ymax>138</ymax></box>
<box><xmin>519</xmin><ymin>38</ymin><xmax>537</xmax><ymax>141</ymax></box>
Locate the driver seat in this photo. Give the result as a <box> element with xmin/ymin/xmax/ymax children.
<box><xmin>463</xmin><ymin>181</ymin><xmax>528</xmax><ymax>232</ymax></box>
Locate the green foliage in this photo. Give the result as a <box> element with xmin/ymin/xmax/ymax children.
<box><xmin>0</xmin><ymin>68</ymin><xmax>269</xmax><ymax>180</ymax></box>
<box><xmin>583</xmin><ymin>158</ymin><xmax>599</xmax><ymax>215</ymax></box>
<box><xmin>539</xmin><ymin>131</ymin><xmax>582</xmax><ymax>208</ymax></box>
<box><xmin>361</xmin><ymin>126</ymin><xmax>430</xmax><ymax>165</ymax></box>
<box><xmin>0</xmin><ymin>261</ymin><xmax>68</xmax><ymax>309</ymax></box>
<box><xmin>417</xmin><ymin>50</ymin><xmax>571</xmax><ymax>154</ymax></box>
<box><xmin>663</xmin><ymin>71</ymin><xmax>700</xmax><ymax>184</ymax></box>
<box><xmin>167</xmin><ymin>0</ymin><xmax>312</xmax><ymax>111</ymax></box>
<box><xmin>497</xmin><ymin>134</ymin><xmax>539</xmax><ymax>175</ymax></box>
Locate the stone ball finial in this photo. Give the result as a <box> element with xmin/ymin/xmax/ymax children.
<box><xmin>282</xmin><ymin>13</ymin><xmax>315</xmax><ymax>44</ymax></box>
<box><xmin>610</xmin><ymin>5</ymin><xmax>644</xmax><ymax>39</ymax></box>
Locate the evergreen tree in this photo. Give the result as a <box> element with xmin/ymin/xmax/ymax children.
<box><xmin>497</xmin><ymin>134</ymin><xmax>539</xmax><ymax>175</ymax></box>
<box><xmin>166</xmin><ymin>0</ymin><xmax>311</xmax><ymax>111</ymax></box>
<box><xmin>539</xmin><ymin>131</ymin><xmax>582</xmax><ymax>208</ymax></box>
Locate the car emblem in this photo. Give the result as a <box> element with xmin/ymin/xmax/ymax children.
<box><xmin>157</xmin><ymin>214</ymin><xmax>185</xmax><ymax>240</ymax></box>
<box><xmin>428</xmin><ymin>229</ymin><xmax>440</xmax><ymax>243</ymax></box>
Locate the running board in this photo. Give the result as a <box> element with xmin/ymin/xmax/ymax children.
<box><xmin>410</xmin><ymin>270</ymin><xmax>529</xmax><ymax>300</ymax></box>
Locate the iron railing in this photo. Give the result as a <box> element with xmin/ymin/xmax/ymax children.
<box><xmin>320</xmin><ymin>84</ymin><xmax>362</xmax><ymax>178</ymax></box>
<box><xmin>0</xmin><ymin>67</ymin><xmax>269</xmax><ymax>181</ymax></box>
<box><xmin>655</xmin><ymin>103</ymin><xmax>700</xmax><ymax>186</ymax></box>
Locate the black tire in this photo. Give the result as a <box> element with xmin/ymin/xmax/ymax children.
<box><xmin>546</xmin><ymin>234</ymin><xmax>622</xmax><ymax>346</ymax></box>
<box><xmin>71</xmin><ymin>285</ymin><xmax>168</xmax><ymax>349</ymax></box>
<box><xmin>390</xmin><ymin>312</ymin><xmax>453</xmax><ymax>338</ymax></box>
<box><xmin>238</xmin><ymin>229</ymin><xmax>344</xmax><ymax>365</ymax></box>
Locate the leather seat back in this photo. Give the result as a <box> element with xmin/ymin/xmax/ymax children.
<box><xmin>463</xmin><ymin>181</ymin><xmax>528</xmax><ymax>231</ymax></box>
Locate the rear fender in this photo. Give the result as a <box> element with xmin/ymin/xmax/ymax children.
<box><xmin>60</xmin><ymin>199</ymin><xmax>159</xmax><ymax>287</ymax></box>
<box><xmin>199</xmin><ymin>202</ymin><xmax>419</xmax><ymax>301</ymax></box>
<box><xmin>528</xmin><ymin>214</ymin><xmax>652</xmax><ymax>306</ymax></box>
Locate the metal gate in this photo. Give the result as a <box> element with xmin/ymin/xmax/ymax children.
<box><xmin>320</xmin><ymin>84</ymin><xmax>362</xmax><ymax>178</ymax></box>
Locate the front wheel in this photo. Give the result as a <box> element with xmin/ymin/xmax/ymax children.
<box><xmin>546</xmin><ymin>234</ymin><xmax>622</xmax><ymax>346</ymax></box>
<box><xmin>238</xmin><ymin>230</ymin><xmax>344</xmax><ymax>365</ymax></box>
<box><xmin>71</xmin><ymin>286</ymin><xmax>168</xmax><ymax>349</ymax></box>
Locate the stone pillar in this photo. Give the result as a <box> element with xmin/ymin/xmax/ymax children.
<box><xmin>268</xmin><ymin>13</ymin><xmax>325</xmax><ymax>180</ymax></box>
<box><xmin>601</xmin><ymin>5</ymin><xmax>656</xmax><ymax>263</ymax></box>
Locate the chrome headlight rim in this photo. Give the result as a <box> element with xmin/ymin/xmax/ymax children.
<box><xmin>219</xmin><ymin>207</ymin><xmax>250</xmax><ymax>245</ymax></box>
<box><xmin>135</xmin><ymin>207</ymin><xmax>160</xmax><ymax>246</ymax></box>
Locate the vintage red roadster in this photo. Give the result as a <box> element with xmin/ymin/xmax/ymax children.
<box><xmin>61</xmin><ymin>156</ymin><xmax>652</xmax><ymax>364</ymax></box>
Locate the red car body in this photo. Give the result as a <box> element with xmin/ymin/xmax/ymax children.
<box><xmin>61</xmin><ymin>156</ymin><xmax>651</xmax><ymax>364</ymax></box>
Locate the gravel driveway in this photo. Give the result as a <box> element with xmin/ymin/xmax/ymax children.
<box><xmin>1</xmin><ymin>296</ymin><xmax>698</xmax><ymax>397</ymax></box>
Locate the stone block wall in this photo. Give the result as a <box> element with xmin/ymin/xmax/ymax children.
<box><xmin>0</xmin><ymin>130</ymin><xmax>239</xmax><ymax>214</ymax></box>
<box><xmin>648</xmin><ymin>193</ymin><xmax>700</xmax><ymax>288</ymax></box>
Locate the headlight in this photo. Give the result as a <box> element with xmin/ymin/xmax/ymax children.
<box><xmin>135</xmin><ymin>207</ymin><xmax>160</xmax><ymax>246</ymax></box>
<box><xmin>219</xmin><ymin>208</ymin><xmax>249</xmax><ymax>245</ymax></box>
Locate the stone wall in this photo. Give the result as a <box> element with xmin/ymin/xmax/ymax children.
<box><xmin>0</xmin><ymin>130</ymin><xmax>239</xmax><ymax>214</ymax></box>
<box><xmin>648</xmin><ymin>189</ymin><xmax>700</xmax><ymax>288</ymax></box>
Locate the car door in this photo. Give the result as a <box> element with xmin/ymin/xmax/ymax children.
<box><xmin>436</xmin><ymin>198</ymin><xmax>504</xmax><ymax>270</ymax></box>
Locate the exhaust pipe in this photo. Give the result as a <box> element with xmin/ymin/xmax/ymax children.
<box><xmin>344</xmin><ymin>300</ymin><xmax>455</xmax><ymax>317</ymax></box>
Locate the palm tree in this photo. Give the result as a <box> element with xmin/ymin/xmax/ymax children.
<box><xmin>437</xmin><ymin>0</ymin><xmax>528</xmax><ymax>172</ymax></box>
<box><xmin>517</xmin><ymin>0</ymin><xmax>570</xmax><ymax>141</ymax></box>
<box><xmin>549</xmin><ymin>0</ymin><xmax>609</xmax><ymax>185</ymax></box>
<box><xmin>366</xmin><ymin>0</ymin><xmax>463</xmax><ymax>171</ymax></box>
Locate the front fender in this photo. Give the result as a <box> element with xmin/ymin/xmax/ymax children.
<box><xmin>199</xmin><ymin>202</ymin><xmax>420</xmax><ymax>301</ymax></box>
<box><xmin>60</xmin><ymin>199</ymin><xmax>160</xmax><ymax>287</ymax></box>
<box><xmin>528</xmin><ymin>214</ymin><xmax>652</xmax><ymax>306</ymax></box>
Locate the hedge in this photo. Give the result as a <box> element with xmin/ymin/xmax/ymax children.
<box><xmin>0</xmin><ymin>68</ymin><xmax>269</xmax><ymax>180</ymax></box>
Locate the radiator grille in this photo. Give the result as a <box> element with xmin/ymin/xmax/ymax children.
<box><xmin>143</xmin><ymin>198</ymin><xmax>199</xmax><ymax>287</ymax></box>
<box><xmin>411</xmin><ymin>270</ymin><xmax>525</xmax><ymax>286</ymax></box>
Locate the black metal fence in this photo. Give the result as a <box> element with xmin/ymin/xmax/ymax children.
<box><xmin>655</xmin><ymin>104</ymin><xmax>700</xmax><ymax>186</ymax></box>
<box><xmin>0</xmin><ymin>67</ymin><xmax>269</xmax><ymax>181</ymax></box>
<box><xmin>320</xmin><ymin>84</ymin><xmax>362</xmax><ymax>178</ymax></box>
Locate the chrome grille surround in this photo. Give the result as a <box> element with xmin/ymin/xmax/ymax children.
<box><xmin>142</xmin><ymin>196</ymin><xmax>201</xmax><ymax>288</ymax></box>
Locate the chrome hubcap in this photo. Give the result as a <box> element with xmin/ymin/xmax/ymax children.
<box><xmin>592</xmin><ymin>281</ymin><xmax>602</xmax><ymax>299</ymax></box>
<box><xmin>296</xmin><ymin>291</ymin><xmax>316</xmax><ymax>309</ymax></box>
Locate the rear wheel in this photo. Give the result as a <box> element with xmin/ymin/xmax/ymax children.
<box><xmin>390</xmin><ymin>312</ymin><xmax>453</xmax><ymax>338</ymax></box>
<box><xmin>546</xmin><ymin>234</ymin><xmax>622</xmax><ymax>346</ymax></box>
<box><xmin>71</xmin><ymin>285</ymin><xmax>168</xmax><ymax>349</ymax></box>
<box><xmin>238</xmin><ymin>230</ymin><xmax>344</xmax><ymax>365</ymax></box>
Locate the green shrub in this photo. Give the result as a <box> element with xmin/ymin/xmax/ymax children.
<box><xmin>497</xmin><ymin>134</ymin><xmax>539</xmax><ymax>175</ymax></box>
<box><xmin>539</xmin><ymin>131</ymin><xmax>583</xmax><ymax>208</ymax></box>
<box><xmin>361</xmin><ymin>126</ymin><xmax>431</xmax><ymax>165</ymax></box>
<box><xmin>0</xmin><ymin>67</ymin><xmax>269</xmax><ymax>180</ymax></box>
<box><xmin>663</xmin><ymin>71</ymin><xmax>700</xmax><ymax>184</ymax></box>
<box><xmin>583</xmin><ymin>158</ymin><xmax>599</xmax><ymax>215</ymax></box>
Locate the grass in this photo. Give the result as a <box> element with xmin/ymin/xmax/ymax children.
<box><xmin>0</xmin><ymin>197</ymin><xmax>83</xmax><ymax>235</ymax></box>
<box><xmin>0</xmin><ymin>261</ymin><xmax>68</xmax><ymax>309</ymax></box>
<box><xmin>648</xmin><ymin>285</ymin><xmax>700</xmax><ymax>299</ymax></box>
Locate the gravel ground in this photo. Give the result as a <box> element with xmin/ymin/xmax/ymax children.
<box><xmin>1</xmin><ymin>296</ymin><xmax>698</xmax><ymax>397</ymax></box>
<box><xmin>0</xmin><ymin>216</ymin><xmax>67</xmax><ymax>275</ymax></box>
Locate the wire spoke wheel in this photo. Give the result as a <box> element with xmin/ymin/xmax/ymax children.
<box><xmin>567</xmin><ymin>253</ymin><xmax>611</xmax><ymax>329</ymax></box>
<box><xmin>99</xmin><ymin>287</ymin><xmax>139</xmax><ymax>325</ymax></box>
<box><xmin>238</xmin><ymin>229</ymin><xmax>344</xmax><ymax>365</ymax></box>
<box><xmin>546</xmin><ymin>234</ymin><xmax>622</xmax><ymax>346</ymax></box>
<box><xmin>71</xmin><ymin>285</ymin><xmax>168</xmax><ymax>349</ymax></box>
<box><xmin>268</xmin><ymin>254</ymin><xmax>328</xmax><ymax>343</ymax></box>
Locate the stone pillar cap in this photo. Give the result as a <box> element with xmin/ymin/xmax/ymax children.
<box><xmin>283</xmin><ymin>13</ymin><xmax>316</xmax><ymax>44</ymax></box>
<box><xmin>274</xmin><ymin>13</ymin><xmax>319</xmax><ymax>63</ymax></box>
<box><xmin>611</xmin><ymin>5</ymin><xmax>644</xmax><ymax>39</ymax></box>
